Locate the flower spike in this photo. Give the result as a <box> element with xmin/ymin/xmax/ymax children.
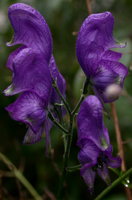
<box><xmin>76</xmin><ymin>12</ymin><xmax>128</xmax><ymax>103</ymax></box>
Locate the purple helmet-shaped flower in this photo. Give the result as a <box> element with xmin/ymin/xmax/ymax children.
<box><xmin>4</xmin><ymin>3</ymin><xmax>52</xmax><ymax>98</ymax></box>
<box><xmin>76</xmin><ymin>12</ymin><xmax>128</xmax><ymax>103</ymax></box>
<box><xmin>77</xmin><ymin>96</ymin><xmax>121</xmax><ymax>191</ymax></box>
<box><xmin>4</xmin><ymin>3</ymin><xmax>66</xmax><ymax>150</ymax></box>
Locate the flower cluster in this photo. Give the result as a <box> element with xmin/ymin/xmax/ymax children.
<box><xmin>76</xmin><ymin>12</ymin><xmax>128</xmax><ymax>191</ymax></box>
<box><xmin>4</xmin><ymin>3</ymin><xmax>66</xmax><ymax>150</ymax></box>
<box><xmin>4</xmin><ymin>3</ymin><xmax>128</xmax><ymax>193</ymax></box>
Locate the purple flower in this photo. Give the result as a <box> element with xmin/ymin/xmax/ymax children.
<box><xmin>4</xmin><ymin>3</ymin><xmax>53</xmax><ymax>146</ymax></box>
<box><xmin>4</xmin><ymin>3</ymin><xmax>66</xmax><ymax>149</ymax></box>
<box><xmin>76</xmin><ymin>12</ymin><xmax>128</xmax><ymax>103</ymax></box>
<box><xmin>77</xmin><ymin>96</ymin><xmax>121</xmax><ymax>191</ymax></box>
<box><xmin>7</xmin><ymin>3</ymin><xmax>52</xmax><ymax>59</ymax></box>
<box><xmin>4</xmin><ymin>3</ymin><xmax>52</xmax><ymax>99</ymax></box>
<box><xmin>4</xmin><ymin>48</ymin><xmax>52</xmax><ymax>102</ymax></box>
<box><xmin>6</xmin><ymin>55</ymin><xmax>66</xmax><ymax>147</ymax></box>
<box><xmin>6</xmin><ymin>92</ymin><xmax>48</xmax><ymax>144</ymax></box>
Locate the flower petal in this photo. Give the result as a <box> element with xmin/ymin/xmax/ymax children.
<box><xmin>77</xmin><ymin>95</ymin><xmax>109</xmax><ymax>147</ymax></box>
<box><xmin>6</xmin><ymin>92</ymin><xmax>45</xmax><ymax>133</ymax></box>
<box><xmin>92</xmin><ymin>63</ymin><xmax>118</xmax><ymax>89</ymax></box>
<box><xmin>23</xmin><ymin>111</ymin><xmax>53</xmax><ymax>152</ymax></box>
<box><xmin>93</xmin><ymin>60</ymin><xmax>128</xmax><ymax>102</ymax></box>
<box><xmin>4</xmin><ymin>48</ymin><xmax>52</xmax><ymax>101</ymax></box>
<box><xmin>100</xmin><ymin>60</ymin><xmax>128</xmax><ymax>84</ymax></box>
<box><xmin>102</xmin><ymin>50</ymin><xmax>122</xmax><ymax>61</ymax></box>
<box><xmin>78</xmin><ymin>139</ymin><xmax>100</xmax><ymax>164</ymax></box>
<box><xmin>80</xmin><ymin>164</ymin><xmax>96</xmax><ymax>193</ymax></box>
<box><xmin>76</xmin><ymin>12</ymin><xmax>115</xmax><ymax>77</ymax></box>
<box><xmin>102</xmin><ymin>128</ymin><xmax>110</xmax><ymax>146</ymax></box>
<box><xmin>97</xmin><ymin>164</ymin><xmax>111</xmax><ymax>185</ymax></box>
<box><xmin>8</xmin><ymin>3</ymin><xmax>52</xmax><ymax>61</ymax></box>
<box><xmin>103</xmin><ymin>146</ymin><xmax>121</xmax><ymax>168</ymax></box>
<box><xmin>107</xmin><ymin>155</ymin><xmax>121</xmax><ymax>168</ymax></box>
<box><xmin>6</xmin><ymin>46</ymin><xmax>26</xmax><ymax>71</ymax></box>
<box><xmin>23</xmin><ymin>127</ymin><xmax>43</xmax><ymax>144</ymax></box>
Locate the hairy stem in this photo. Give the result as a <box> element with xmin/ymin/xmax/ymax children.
<box><xmin>0</xmin><ymin>152</ymin><xmax>42</xmax><ymax>200</ymax></box>
<box><xmin>111</xmin><ymin>103</ymin><xmax>132</xmax><ymax>200</ymax></box>
<box><xmin>95</xmin><ymin>168</ymin><xmax>132</xmax><ymax>200</ymax></box>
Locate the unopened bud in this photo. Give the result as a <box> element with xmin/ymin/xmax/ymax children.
<box><xmin>104</xmin><ymin>84</ymin><xmax>122</xmax><ymax>100</ymax></box>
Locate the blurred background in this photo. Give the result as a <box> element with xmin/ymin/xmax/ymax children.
<box><xmin>0</xmin><ymin>0</ymin><xmax>132</xmax><ymax>199</ymax></box>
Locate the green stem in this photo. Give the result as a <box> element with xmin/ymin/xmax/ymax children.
<box><xmin>52</xmin><ymin>79</ymin><xmax>71</xmax><ymax>115</ymax></box>
<box><xmin>109</xmin><ymin>167</ymin><xmax>131</xmax><ymax>187</ymax></box>
<box><xmin>67</xmin><ymin>78</ymin><xmax>89</xmax><ymax>158</ymax></box>
<box><xmin>48</xmin><ymin>111</ymin><xmax>68</xmax><ymax>134</ymax></box>
<box><xmin>54</xmin><ymin>105</ymin><xmax>67</xmax><ymax>152</ymax></box>
<box><xmin>72</xmin><ymin>94</ymin><xmax>85</xmax><ymax>116</ymax></box>
<box><xmin>57</xmin><ymin>78</ymin><xmax>89</xmax><ymax>199</ymax></box>
<box><xmin>57</xmin><ymin>114</ymin><xmax>74</xmax><ymax>199</ymax></box>
<box><xmin>95</xmin><ymin>168</ymin><xmax>132</xmax><ymax>200</ymax></box>
<box><xmin>66</xmin><ymin>164</ymin><xmax>81</xmax><ymax>172</ymax></box>
<box><xmin>72</xmin><ymin>78</ymin><xmax>89</xmax><ymax>116</ymax></box>
<box><xmin>0</xmin><ymin>152</ymin><xmax>42</xmax><ymax>200</ymax></box>
<box><xmin>109</xmin><ymin>167</ymin><xmax>120</xmax><ymax>176</ymax></box>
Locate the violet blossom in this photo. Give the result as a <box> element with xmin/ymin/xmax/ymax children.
<box><xmin>4</xmin><ymin>3</ymin><xmax>52</xmax><ymax>98</ymax></box>
<box><xmin>76</xmin><ymin>12</ymin><xmax>128</xmax><ymax>103</ymax></box>
<box><xmin>4</xmin><ymin>3</ymin><xmax>66</xmax><ymax>148</ymax></box>
<box><xmin>77</xmin><ymin>95</ymin><xmax>121</xmax><ymax>191</ymax></box>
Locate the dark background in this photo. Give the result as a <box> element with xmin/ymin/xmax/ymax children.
<box><xmin>0</xmin><ymin>0</ymin><xmax>132</xmax><ymax>199</ymax></box>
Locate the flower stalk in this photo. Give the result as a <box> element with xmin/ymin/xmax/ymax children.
<box><xmin>95</xmin><ymin>168</ymin><xmax>132</xmax><ymax>200</ymax></box>
<box><xmin>52</xmin><ymin>78</ymin><xmax>71</xmax><ymax>115</ymax></box>
<box><xmin>57</xmin><ymin>78</ymin><xmax>89</xmax><ymax>199</ymax></box>
<box><xmin>48</xmin><ymin>111</ymin><xmax>68</xmax><ymax>134</ymax></box>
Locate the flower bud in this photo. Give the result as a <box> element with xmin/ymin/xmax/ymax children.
<box><xmin>104</xmin><ymin>84</ymin><xmax>122</xmax><ymax>100</ymax></box>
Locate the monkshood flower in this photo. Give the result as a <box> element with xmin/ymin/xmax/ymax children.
<box><xmin>4</xmin><ymin>3</ymin><xmax>66</xmax><ymax>149</ymax></box>
<box><xmin>4</xmin><ymin>3</ymin><xmax>53</xmax><ymax>146</ymax></box>
<box><xmin>4</xmin><ymin>3</ymin><xmax>52</xmax><ymax>99</ymax></box>
<box><xmin>77</xmin><ymin>95</ymin><xmax>121</xmax><ymax>191</ymax></box>
<box><xmin>76</xmin><ymin>12</ymin><xmax>128</xmax><ymax>103</ymax></box>
<box><xmin>6</xmin><ymin>91</ymin><xmax>49</xmax><ymax>144</ymax></box>
<box><xmin>6</xmin><ymin>56</ymin><xmax>66</xmax><ymax>147</ymax></box>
